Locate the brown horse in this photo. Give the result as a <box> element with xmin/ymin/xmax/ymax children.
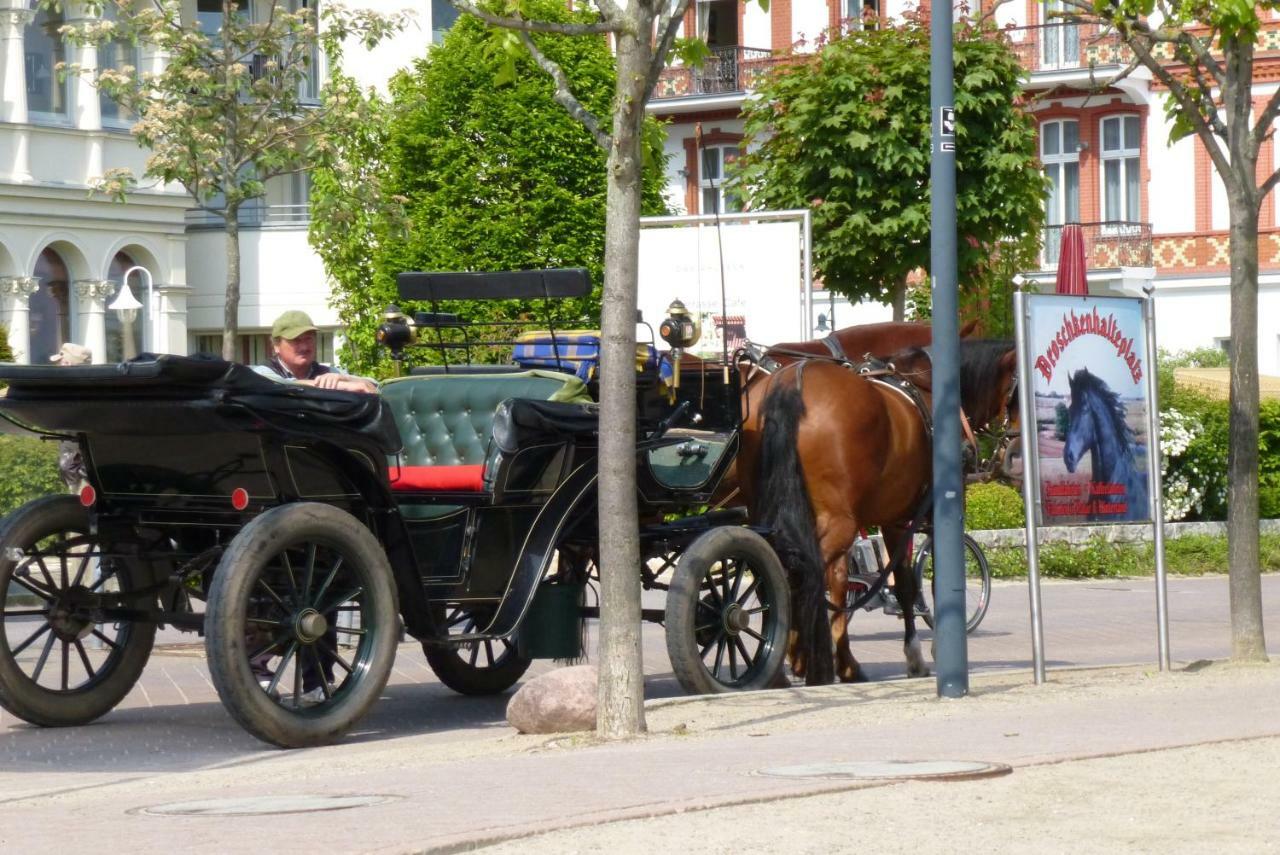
<box><xmin>751</xmin><ymin>340</ymin><xmax>1018</xmax><ymax>685</ymax></box>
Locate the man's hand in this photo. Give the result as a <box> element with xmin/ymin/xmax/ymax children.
<box><xmin>311</xmin><ymin>373</ymin><xmax>378</xmax><ymax>393</ymax></box>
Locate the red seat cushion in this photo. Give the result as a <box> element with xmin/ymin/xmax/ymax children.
<box><xmin>389</xmin><ymin>465</ymin><xmax>485</xmax><ymax>492</ymax></box>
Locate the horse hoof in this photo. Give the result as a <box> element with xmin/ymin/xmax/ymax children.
<box><xmin>839</xmin><ymin>668</ymin><xmax>870</xmax><ymax>684</ymax></box>
<box><xmin>768</xmin><ymin>669</ymin><xmax>793</xmax><ymax>689</ymax></box>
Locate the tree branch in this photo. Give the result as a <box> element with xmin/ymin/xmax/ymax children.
<box><xmin>645</xmin><ymin>0</ymin><xmax>693</xmax><ymax>99</ymax></box>
<box><xmin>515</xmin><ymin>29</ymin><xmax>611</xmax><ymax>151</ymax></box>
<box><xmin>1254</xmin><ymin>85</ymin><xmax>1280</xmax><ymax>151</ymax></box>
<box><xmin>1259</xmin><ymin>167</ymin><xmax>1280</xmax><ymax>202</ymax></box>
<box><xmin>447</xmin><ymin>0</ymin><xmax>620</xmax><ymax>35</ymax></box>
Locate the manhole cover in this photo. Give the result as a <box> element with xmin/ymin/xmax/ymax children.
<box><xmin>137</xmin><ymin>794</ymin><xmax>401</xmax><ymax>817</ymax></box>
<box><xmin>758</xmin><ymin>760</ymin><xmax>1010</xmax><ymax>782</ymax></box>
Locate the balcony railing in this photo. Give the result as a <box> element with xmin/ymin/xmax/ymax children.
<box><xmin>1003</xmin><ymin>23</ymin><xmax>1132</xmax><ymax>74</ymax></box>
<box><xmin>185</xmin><ymin>204</ymin><xmax>310</xmax><ymax>230</ymax></box>
<box><xmin>1041</xmin><ymin>221</ymin><xmax>1153</xmax><ymax>269</ymax></box>
<box><xmin>654</xmin><ymin>46</ymin><xmax>787</xmax><ymax>100</ymax></box>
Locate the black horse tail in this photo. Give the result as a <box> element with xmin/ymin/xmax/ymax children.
<box><xmin>756</xmin><ymin>380</ymin><xmax>834</xmax><ymax>686</ymax></box>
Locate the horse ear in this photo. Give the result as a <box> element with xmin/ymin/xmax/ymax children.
<box><xmin>998</xmin><ymin>349</ymin><xmax>1017</xmax><ymax>373</ymax></box>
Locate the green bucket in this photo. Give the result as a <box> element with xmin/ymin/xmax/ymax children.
<box><xmin>516</xmin><ymin>582</ymin><xmax>586</xmax><ymax>660</ymax></box>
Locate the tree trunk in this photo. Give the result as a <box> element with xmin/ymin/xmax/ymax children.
<box><xmin>1225</xmin><ymin>186</ymin><xmax>1267</xmax><ymax>662</ymax></box>
<box><xmin>222</xmin><ymin>208</ymin><xmax>241</xmax><ymax>361</ymax></box>
<box><xmin>595</xmin><ymin>30</ymin><xmax>652</xmax><ymax>739</ymax></box>
<box><xmin>891</xmin><ymin>278</ymin><xmax>907</xmax><ymax>322</ymax></box>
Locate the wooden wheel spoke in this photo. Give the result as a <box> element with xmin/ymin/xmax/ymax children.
<box><xmin>256</xmin><ymin>578</ymin><xmax>288</xmax><ymax>611</ymax></box>
<box><xmin>734</xmin><ymin>635</ymin><xmax>754</xmax><ymax>667</ymax></box>
<box><xmin>484</xmin><ymin>640</ymin><xmax>496</xmax><ymax>666</ymax></box>
<box><xmin>61</xmin><ymin>640</ymin><xmax>70</xmax><ymax>690</ymax></box>
<box><xmin>267</xmin><ymin>641</ymin><xmax>298</xmax><ymax>696</ymax></box>
<box><xmin>333</xmin><ymin>625</ymin><xmax>366</xmax><ymax>637</ymax></box>
<box><xmin>30</xmin><ymin>632</ymin><xmax>57</xmax><ymax>682</ymax></box>
<box><xmin>311</xmin><ymin>556</ymin><xmax>345</xmax><ymax>608</ymax></box>
<box><xmin>741</xmin><ymin>625</ymin><xmax>766</xmax><ymax>643</ymax></box>
<box><xmin>33</xmin><ymin>555</ymin><xmax>59</xmax><ymax>594</ymax></box>
<box><xmin>302</xmin><ymin>543</ymin><xmax>318</xmax><ymax>601</ymax></box>
<box><xmin>308</xmin><ymin>646</ymin><xmax>332</xmax><ymax>700</ymax></box>
<box><xmin>317</xmin><ymin>586</ymin><xmax>362</xmax><ymax>616</ymax></box>
<box><xmin>10</xmin><ymin>573</ymin><xmax>55</xmax><ymax>601</ymax></box>
<box><xmin>280</xmin><ymin>551</ymin><xmax>300</xmax><ymax>598</ymax></box>
<box><xmin>319</xmin><ymin>639</ymin><xmax>354</xmax><ymax>675</ymax></box>
<box><xmin>734</xmin><ymin>575</ymin><xmax>761</xmax><ymax>607</ymax></box>
<box><xmin>11</xmin><ymin>622</ymin><xmax>51</xmax><ymax>656</ymax></box>
<box><xmin>90</xmin><ymin>629</ymin><xmax>119</xmax><ymax>650</ymax></box>
<box><xmin>74</xmin><ymin>639</ymin><xmax>95</xmax><ymax>681</ymax></box>
<box><xmin>71</xmin><ymin>550</ymin><xmax>93</xmax><ymax>589</ymax></box>
<box><xmin>467</xmin><ymin>641</ymin><xmax>480</xmax><ymax>667</ymax></box>
<box><xmin>4</xmin><ymin>608</ymin><xmax>50</xmax><ymax>618</ymax></box>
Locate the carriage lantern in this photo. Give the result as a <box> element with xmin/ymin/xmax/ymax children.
<box><xmin>659</xmin><ymin>299</ymin><xmax>700</xmax><ymax>395</ymax></box>
<box><xmin>375</xmin><ymin>304</ymin><xmax>415</xmax><ymax>374</ymax></box>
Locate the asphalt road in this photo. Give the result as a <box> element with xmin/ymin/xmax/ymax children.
<box><xmin>1</xmin><ymin>573</ymin><xmax>1277</xmax><ymax>771</ymax></box>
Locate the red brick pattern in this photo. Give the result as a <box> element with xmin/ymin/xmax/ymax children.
<box><xmin>771</xmin><ymin>0</ymin><xmax>793</xmax><ymax>51</ymax></box>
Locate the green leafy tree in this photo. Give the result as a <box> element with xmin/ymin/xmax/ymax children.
<box><xmin>440</xmin><ymin>0</ymin><xmax>764</xmax><ymax>738</ymax></box>
<box><xmin>309</xmin><ymin>4</ymin><xmax>669</xmax><ymax>376</ymax></box>
<box><xmin>1061</xmin><ymin>0</ymin><xmax>1271</xmax><ymax>662</ymax></box>
<box><xmin>56</xmin><ymin>0</ymin><xmax>408</xmax><ymax>359</ymax></box>
<box><xmin>735</xmin><ymin>17</ymin><xmax>1045</xmax><ymax>318</ymax></box>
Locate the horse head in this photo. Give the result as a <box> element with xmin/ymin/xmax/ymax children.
<box><xmin>1063</xmin><ymin>369</ymin><xmax>1096</xmax><ymax>473</ymax></box>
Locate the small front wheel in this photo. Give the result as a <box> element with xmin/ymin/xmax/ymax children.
<box><xmin>422</xmin><ymin>604</ymin><xmax>532</xmax><ymax>696</ymax></box>
<box><xmin>205</xmin><ymin>503</ymin><xmax>399</xmax><ymax>749</ymax></box>
<box><xmin>665</xmin><ymin>527</ymin><xmax>789</xmax><ymax>694</ymax></box>
<box><xmin>914</xmin><ymin>533</ymin><xmax>992</xmax><ymax>634</ymax></box>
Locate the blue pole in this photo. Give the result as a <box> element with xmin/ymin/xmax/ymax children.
<box><xmin>930</xmin><ymin>0</ymin><xmax>969</xmax><ymax>697</ymax></box>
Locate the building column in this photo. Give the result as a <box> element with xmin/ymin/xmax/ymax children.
<box><xmin>155</xmin><ymin>283</ymin><xmax>191</xmax><ymax>355</ymax></box>
<box><xmin>74</xmin><ymin>279</ymin><xmax>114</xmax><ymax>364</ymax></box>
<box><xmin>0</xmin><ymin>276</ymin><xmax>41</xmax><ymax>364</ymax></box>
<box><xmin>0</xmin><ymin>4</ymin><xmax>35</xmax><ymax>182</ymax></box>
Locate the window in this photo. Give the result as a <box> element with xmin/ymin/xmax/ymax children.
<box><xmin>1041</xmin><ymin>119</ymin><xmax>1080</xmax><ymax>264</ymax></box>
<box><xmin>31</xmin><ymin>249</ymin><xmax>72</xmax><ymax>362</ymax></box>
<box><xmin>99</xmin><ymin>3</ymin><xmax>138</xmax><ymax>125</ymax></box>
<box><xmin>197</xmin><ymin>0</ymin><xmax>250</xmax><ymax>42</ymax></box>
<box><xmin>197</xmin><ymin>331</ymin><xmax>335</xmax><ymax>366</ymax></box>
<box><xmin>700</xmin><ymin>145</ymin><xmax>741</xmax><ymax>215</ymax></box>
<box><xmin>1100</xmin><ymin>115</ymin><xmax>1141</xmax><ymax>222</ymax></box>
<box><xmin>431</xmin><ymin>0</ymin><xmax>460</xmax><ymax>45</ymax></box>
<box><xmin>1041</xmin><ymin>0</ymin><xmax>1079</xmax><ymax>69</ymax></box>
<box><xmin>25</xmin><ymin>7</ymin><xmax>70</xmax><ymax>120</ymax></box>
<box><xmin>844</xmin><ymin>0</ymin><xmax>880</xmax><ymax>31</ymax></box>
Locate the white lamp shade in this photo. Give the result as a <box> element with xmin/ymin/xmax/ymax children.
<box><xmin>108</xmin><ymin>282</ymin><xmax>143</xmax><ymax>312</ymax></box>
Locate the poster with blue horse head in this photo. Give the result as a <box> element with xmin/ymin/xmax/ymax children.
<box><xmin>1027</xmin><ymin>294</ymin><xmax>1153</xmax><ymax>525</ymax></box>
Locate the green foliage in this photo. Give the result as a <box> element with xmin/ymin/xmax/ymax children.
<box><xmin>0</xmin><ymin>323</ymin><xmax>12</xmax><ymax>364</ymax></box>
<box><xmin>986</xmin><ymin>533</ymin><xmax>1280</xmax><ymax>579</ymax></box>
<box><xmin>1054</xmin><ymin>402</ymin><xmax>1069</xmax><ymax>442</ymax></box>
<box><xmin>309</xmin><ymin>1</ymin><xmax>670</xmax><ymax>376</ymax></box>
<box><xmin>736</xmin><ymin>17</ymin><xmax>1045</xmax><ymax>310</ymax></box>
<box><xmin>0</xmin><ymin>436</ymin><xmax>63</xmax><ymax>517</ymax></box>
<box><xmin>964</xmin><ymin>482</ymin><xmax>1025</xmax><ymax>530</ymax></box>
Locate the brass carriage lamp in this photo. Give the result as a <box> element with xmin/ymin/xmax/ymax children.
<box><xmin>659</xmin><ymin>299</ymin><xmax>701</xmax><ymax>396</ymax></box>
<box><xmin>375</xmin><ymin>304</ymin><xmax>415</xmax><ymax>375</ymax></box>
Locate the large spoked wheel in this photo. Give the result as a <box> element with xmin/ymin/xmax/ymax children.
<box><xmin>914</xmin><ymin>533</ymin><xmax>992</xmax><ymax>634</ymax></box>
<box><xmin>205</xmin><ymin>503</ymin><xmax>399</xmax><ymax>749</ymax></box>
<box><xmin>0</xmin><ymin>496</ymin><xmax>155</xmax><ymax>727</ymax></box>
<box><xmin>665</xmin><ymin>527</ymin><xmax>789</xmax><ymax>694</ymax></box>
<box><xmin>423</xmin><ymin>604</ymin><xmax>532</xmax><ymax>696</ymax></box>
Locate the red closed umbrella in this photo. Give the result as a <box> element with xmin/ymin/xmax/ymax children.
<box><xmin>1054</xmin><ymin>223</ymin><xmax>1088</xmax><ymax>295</ymax></box>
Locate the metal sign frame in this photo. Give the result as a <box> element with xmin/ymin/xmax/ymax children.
<box><xmin>1013</xmin><ymin>290</ymin><xmax>1170</xmax><ymax>683</ymax></box>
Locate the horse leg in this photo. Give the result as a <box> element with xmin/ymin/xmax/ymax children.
<box><xmin>819</xmin><ymin>518</ymin><xmax>866</xmax><ymax>683</ymax></box>
<box><xmin>884</xmin><ymin>527</ymin><xmax>930</xmax><ymax>678</ymax></box>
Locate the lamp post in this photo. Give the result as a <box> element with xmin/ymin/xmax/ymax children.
<box><xmin>107</xmin><ymin>281</ymin><xmax>142</xmax><ymax>361</ymax></box>
<box><xmin>120</xmin><ymin>265</ymin><xmax>154</xmax><ymax>353</ymax></box>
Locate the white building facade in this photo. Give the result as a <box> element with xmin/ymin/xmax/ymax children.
<box><xmin>1</xmin><ymin>0</ymin><xmax>1274</xmax><ymax>373</ymax></box>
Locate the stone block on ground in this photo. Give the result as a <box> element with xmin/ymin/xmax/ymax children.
<box><xmin>506</xmin><ymin>665</ymin><xmax>597</xmax><ymax>734</ymax></box>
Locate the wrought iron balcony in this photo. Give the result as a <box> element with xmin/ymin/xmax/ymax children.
<box><xmin>1002</xmin><ymin>23</ymin><xmax>1132</xmax><ymax>75</ymax></box>
<box><xmin>184</xmin><ymin>204</ymin><xmax>310</xmax><ymax>230</ymax></box>
<box><xmin>1041</xmin><ymin>221</ymin><xmax>1153</xmax><ymax>269</ymax></box>
<box><xmin>654</xmin><ymin>46</ymin><xmax>786</xmax><ymax>100</ymax></box>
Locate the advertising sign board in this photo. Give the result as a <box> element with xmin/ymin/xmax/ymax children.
<box><xmin>1026</xmin><ymin>294</ymin><xmax>1154</xmax><ymax>525</ymax></box>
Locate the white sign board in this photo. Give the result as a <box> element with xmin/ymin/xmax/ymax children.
<box><xmin>638</xmin><ymin>220</ymin><xmax>803</xmax><ymax>357</ymax></box>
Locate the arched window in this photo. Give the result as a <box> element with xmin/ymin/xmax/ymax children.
<box><xmin>25</xmin><ymin>6</ymin><xmax>70</xmax><ymax>120</ymax></box>
<box><xmin>30</xmin><ymin>249</ymin><xmax>71</xmax><ymax>362</ymax></box>
<box><xmin>106</xmin><ymin>252</ymin><xmax>145</xmax><ymax>362</ymax></box>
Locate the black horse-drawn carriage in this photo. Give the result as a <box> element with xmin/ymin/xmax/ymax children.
<box><xmin>0</xmin><ymin>269</ymin><xmax>790</xmax><ymax>747</ymax></box>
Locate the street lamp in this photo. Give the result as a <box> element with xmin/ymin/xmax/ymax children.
<box><xmin>120</xmin><ymin>266</ymin><xmax>154</xmax><ymax>353</ymax></box>
<box><xmin>107</xmin><ymin>281</ymin><xmax>143</xmax><ymax>360</ymax></box>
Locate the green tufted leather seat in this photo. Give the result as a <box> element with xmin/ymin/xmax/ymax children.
<box><xmin>381</xmin><ymin>370</ymin><xmax>590</xmax><ymax>492</ymax></box>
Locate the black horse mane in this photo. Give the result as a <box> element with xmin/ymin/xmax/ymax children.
<box><xmin>892</xmin><ymin>339</ymin><xmax>1014</xmax><ymax>414</ymax></box>
<box><xmin>1069</xmin><ymin>367</ymin><xmax>1135</xmax><ymax>446</ymax></box>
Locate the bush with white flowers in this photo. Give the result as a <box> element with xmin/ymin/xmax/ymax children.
<box><xmin>1159</xmin><ymin>408</ymin><xmax>1204</xmax><ymax>521</ymax></box>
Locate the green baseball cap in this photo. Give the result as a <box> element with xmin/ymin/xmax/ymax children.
<box><xmin>271</xmin><ymin>310</ymin><xmax>318</xmax><ymax>340</ymax></box>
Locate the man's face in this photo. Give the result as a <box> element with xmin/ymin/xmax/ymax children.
<box><xmin>275</xmin><ymin>330</ymin><xmax>316</xmax><ymax>377</ymax></box>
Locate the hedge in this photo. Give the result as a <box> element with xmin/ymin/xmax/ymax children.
<box><xmin>0</xmin><ymin>435</ymin><xmax>65</xmax><ymax>516</ymax></box>
<box><xmin>985</xmin><ymin>533</ymin><xmax>1280</xmax><ymax>579</ymax></box>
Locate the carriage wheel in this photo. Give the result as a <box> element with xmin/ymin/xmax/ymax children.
<box><xmin>422</xmin><ymin>604</ymin><xmax>532</xmax><ymax>696</ymax></box>
<box><xmin>0</xmin><ymin>496</ymin><xmax>155</xmax><ymax>727</ymax></box>
<box><xmin>665</xmin><ymin>527</ymin><xmax>789</xmax><ymax>694</ymax></box>
<box><xmin>914</xmin><ymin>533</ymin><xmax>992</xmax><ymax>634</ymax></box>
<box><xmin>205</xmin><ymin>503</ymin><xmax>398</xmax><ymax>749</ymax></box>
